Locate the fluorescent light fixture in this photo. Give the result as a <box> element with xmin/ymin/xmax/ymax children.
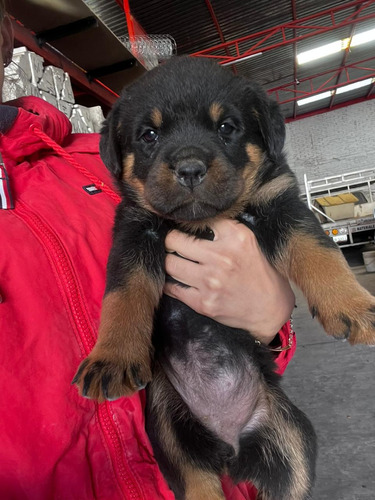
<box><xmin>297</xmin><ymin>77</ymin><xmax>375</xmax><ymax>106</ymax></box>
<box><xmin>351</xmin><ymin>28</ymin><xmax>375</xmax><ymax>47</ymax></box>
<box><xmin>297</xmin><ymin>41</ymin><xmax>344</xmax><ymax>65</ymax></box>
<box><xmin>297</xmin><ymin>91</ymin><xmax>332</xmax><ymax>106</ymax></box>
<box><xmin>297</xmin><ymin>26</ymin><xmax>375</xmax><ymax>64</ymax></box>
<box><xmin>222</xmin><ymin>52</ymin><xmax>262</xmax><ymax>66</ymax></box>
<box><xmin>336</xmin><ymin>77</ymin><xmax>374</xmax><ymax>94</ymax></box>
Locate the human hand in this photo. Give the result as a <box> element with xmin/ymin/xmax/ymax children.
<box><xmin>164</xmin><ymin>219</ymin><xmax>295</xmax><ymax>344</ymax></box>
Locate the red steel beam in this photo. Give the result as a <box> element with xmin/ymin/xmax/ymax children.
<box><xmin>329</xmin><ymin>4</ymin><xmax>362</xmax><ymax>108</ymax></box>
<box><xmin>204</xmin><ymin>0</ymin><xmax>237</xmax><ymax>74</ymax></box>
<box><xmin>191</xmin><ymin>0</ymin><xmax>375</xmax><ymax>64</ymax></box>
<box><xmin>268</xmin><ymin>56</ymin><xmax>375</xmax><ymax>104</ymax></box>
<box><xmin>11</xmin><ymin>18</ymin><xmax>119</xmax><ymax>108</ymax></box>
<box><xmin>291</xmin><ymin>0</ymin><xmax>298</xmax><ymax>119</ymax></box>
<box><xmin>285</xmin><ymin>92</ymin><xmax>375</xmax><ymax>122</ymax></box>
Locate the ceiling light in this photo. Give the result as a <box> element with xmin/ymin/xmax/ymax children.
<box><xmin>351</xmin><ymin>28</ymin><xmax>375</xmax><ymax>47</ymax></box>
<box><xmin>297</xmin><ymin>41</ymin><xmax>344</xmax><ymax>64</ymax></box>
<box><xmin>335</xmin><ymin>78</ymin><xmax>374</xmax><ymax>94</ymax></box>
<box><xmin>297</xmin><ymin>26</ymin><xmax>375</xmax><ymax>64</ymax></box>
<box><xmin>297</xmin><ymin>91</ymin><xmax>333</xmax><ymax>106</ymax></box>
<box><xmin>221</xmin><ymin>52</ymin><xmax>262</xmax><ymax>66</ymax></box>
<box><xmin>297</xmin><ymin>77</ymin><xmax>375</xmax><ymax>106</ymax></box>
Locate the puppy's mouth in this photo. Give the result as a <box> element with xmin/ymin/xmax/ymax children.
<box><xmin>142</xmin><ymin>156</ymin><xmax>245</xmax><ymax>222</ymax></box>
<box><xmin>165</xmin><ymin>199</ymin><xmax>221</xmax><ymax>222</ymax></box>
<box><xmin>146</xmin><ymin>187</ymin><xmax>243</xmax><ymax>222</ymax></box>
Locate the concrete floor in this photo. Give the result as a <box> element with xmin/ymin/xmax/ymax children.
<box><xmin>282</xmin><ymin>248</ymin><xmax>375</xmax><ymax>500</ymax></box>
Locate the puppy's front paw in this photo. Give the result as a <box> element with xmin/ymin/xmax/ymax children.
<box><xmin>72</xmin><ymin>347</ymin><xmax>152</xmax><ymax>401</ymax></box>
<box><xmin>314</xmin><ymin>292</ymin><xmax>375</xmax><ymax>345</ymax></box>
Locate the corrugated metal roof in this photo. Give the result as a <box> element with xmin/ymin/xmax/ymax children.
<box><xmin>127</xmin><ymin>0</ymin><xmax>375</xmax><ymax>118</ymax></box>
<box><xmin>9</xmin><ymin>0</ymin><xmax>375</xmax><ymax>119</ymax></box>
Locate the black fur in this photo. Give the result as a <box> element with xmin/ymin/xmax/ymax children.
<box><xmin>98</xmin><ymin>56</ymin><xmax>319</xmax><ymax>499</ymax></box>
<box><xmin>78</xmin><ymin>55</ymin><xmax>375</xmax><ymax>499</ymax></box>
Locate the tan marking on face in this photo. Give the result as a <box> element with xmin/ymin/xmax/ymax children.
<box><xmin>122</xmin><ymin>153</ymin><xmax>135</xmax><ymax>182</ymax></box>
<box><xmin>246</xmin><ymin>143</ymin><xmax>264</xmax><ymax>175</ymax></box>
<box><xmin>122</xmin><ymin>153</ymin><xmax>157</xmax><ymax>211</ymax></box>
<box><xmin>151</xmin><ymin>107</ymin><xmax>163</xmax><ymax>128</ymax></box>
<box><xmin>178</xmin><ymin>147</ymin><xmax>266</xmax><ymax>233</ymax></box>
<box><xmin>209</xmin><ymin>102</ymin><xmax>223</xmax><ymax>123</ymax></box>
<box><xmin>210</xmin><ymin>143</ymin><xmax>265</xmax><ymax>219</ymax></box>
<box><xmin>152</xmin><ymin>161</ymin><xmax>177</xmax><ymax>190</ymax></box>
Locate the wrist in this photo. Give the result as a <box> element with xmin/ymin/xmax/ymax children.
<box><xmin>254</xmin><ymin>314</ymin><xmax>295</xmax><ymax>352</ymax></box>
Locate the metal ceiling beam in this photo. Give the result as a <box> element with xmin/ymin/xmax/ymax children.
<box><xmin>11</xmin><ymin>17</ymin><xmax>119</xmax><ymax>108</ymax></box>
<box><xmin>191</xmin><ymin>0</ymin><xmax>375</xmax><ymax>65</ymax></box>
<box><xmin>291</xmin><ymin>0</ymin><xmax>298</xmax><ymax>119</ymax></box>
<box><xmin>285</xmin><ymin>92</ymin><xmax>375</xmax><ymax>123</ymax></box>
<box><xmin>328</xmin><ymin>4</ymin><xmax>362</xmax><ymax>109</ymax></box>
<box><xmin>203</xmin><ymin>0</ymin><xmax>237</xmax><ymax>74</ymax></box>
<box><xmin>268</xmin><ymin>56</ymin><xmax>375</xmax><ymax>105</ymax></box>
<box><xmin>35</xmin><ymin>16</ymin><xmax>98</xmax><ymax>47</ymax></box>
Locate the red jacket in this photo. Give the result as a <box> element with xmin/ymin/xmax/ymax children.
<box><xmin>0</xmin><ymin>97</ymin><xmax>295</xmax><ymax>500</ymax></box>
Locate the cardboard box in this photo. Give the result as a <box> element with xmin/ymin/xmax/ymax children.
<box><xmin>316</xmin><ymin>193</ymin><xmax>358</xmax><ymax>221</ymax></box>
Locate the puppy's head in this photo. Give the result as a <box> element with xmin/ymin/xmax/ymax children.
<box><xmin>100</xmin><ymin>56</ymin><xmax>286</xmax><ymax>223</ymax></box>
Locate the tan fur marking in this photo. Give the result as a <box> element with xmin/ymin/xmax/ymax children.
<box><xmin>150</xmin><ymin>368</ymin><xmax>225</xmax><ymax>500</ymax></box>
<box><xmin>151</xmin><ymin>107</ymin><xmax>163</xmax><ymax>128</ymax></box>
<box><xmin>180</xmin><ymin>145</ymin><xmax>266</xmax><ymax>233</ymax></box>
<box><xmin>265</xmin><ymin>391</ymin><xmax>311</xmax><ymax>500</ymax></box>
<box><xmin>184</xmin><ymin>466</ymin><xmax>225</xmax><ymax>500</ymax></box>
<box><xmin>276</xmin><ymin>233</ymin><xmax>375</xmax><ymax>343</ymax></box>
<box><xmin>209</xmin><ymin>102</ymin><xmax>223</xmax><ymax>123</ymax></box>
<box><xmin>74</xmin><ymin>268</ymin><xmax>164</xmax><ymax>400</ymax></box>
<box><xmin>245</xmin><ymin>143</ymin><xmax>265</xmax><ymax>180</ymax></box>
<box><xmin>122</xmin><ymin>153</ymin><xmax>158</xmax><ymax>212</ymax></box>
<box><xmin>250</xmin><ymin>173</ymin><xmax>295</xmax><ymax>205</ymax></box>
<box><xmin>98</xmin><ymin>269</ymin><xmax>162</xmax><ymax>352</ymax></box>
<box><xmin>150</xmin><ymin>367</ymin><xmax>188</xmax><ymax>469</ymax></box>
<box><xmin>122</xmin><ymin>152</ymin><xmax>144</xmax><ymax>195</ymax></box>
<box><xmin>278</xmin><ymin>233</ymin><xmax>365</xmax><ymax>303</ymax></box>
<box><xmin>209</xmin><ymin>143</ymin><xmax>265</xmax><ymax>221</ymax></box>
<box><xmin>122</xmin><ymin>152</ymin><xmax>135</xmax><ymax>179</ymax></box>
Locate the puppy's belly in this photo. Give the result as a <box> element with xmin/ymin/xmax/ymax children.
<box><xmin>163</xmin><ymin>328</ymin><xmax>268</xmax><ymax>453</ymax></box>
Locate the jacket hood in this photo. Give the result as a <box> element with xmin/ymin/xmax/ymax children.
<box><xmin>0</xmin><ymin>96</ymin><xmax>73</xmax><ymax>165</ymax></box>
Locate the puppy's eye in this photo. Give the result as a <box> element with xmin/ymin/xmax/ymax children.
<box><xmin>142</xmin><ymin>129</ymin><xmax>158</xmax><ymax>143</ymax></box>
<box><xmin>218</xmin><ymin>121</ymin><xmax>235</xmax><ymax>136</ymax></box>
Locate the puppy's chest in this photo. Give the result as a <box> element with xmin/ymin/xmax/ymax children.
<box><xmin>154</xmin><ymin>299</ymin><xmax>266</xmax><ymax>451</ymax></box>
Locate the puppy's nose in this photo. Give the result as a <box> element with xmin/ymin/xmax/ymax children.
<box><xmin>175</xmin><ymin>160</ymin><xmax>207</xmax><ymax>189</ymax></box>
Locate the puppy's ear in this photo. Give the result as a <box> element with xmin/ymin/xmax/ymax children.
<box><xmin>99</xmin><ymin>102</ymin><xmax>123</xmax><ymax>179</ymax></box>
<box><xmin>248</xmin><ymin>83</ymin><xmax>286</xmax><ymax>158</ymax></box>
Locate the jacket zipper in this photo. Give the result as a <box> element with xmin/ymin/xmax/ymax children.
<box><xmin>14</xmin><ymin>200</ymin><xmax>143</xmax><ymax>500</ymax></box>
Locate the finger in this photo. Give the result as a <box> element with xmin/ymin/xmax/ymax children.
<box><xmin>165</xmin><ymin>253</ymin><xmax>201</xmax><ymax>288</ymax></box>
<box><xmin>163</xmin><ymin>281</ymin><xmax>201</xmax><ymax>311</ymax></box>
<box><xmin>165</xmin><ymin>230</ymin><xmax>212</xmax><ymax>262</ymax></box>
<box><xmin>209</xmin><ymin>218</ymin><xmax>254</xmax><ymax>242</ymax></box>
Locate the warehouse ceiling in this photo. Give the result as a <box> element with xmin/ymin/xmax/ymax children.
<box><xmin>8</xmin><ymin>0</ymin><xmax>375</xmax><ymax>121</ymax></box>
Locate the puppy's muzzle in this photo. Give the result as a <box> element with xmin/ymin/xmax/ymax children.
<box><xmin>174</xmin><ymin>159</ymin><xmax>207</xmax><ymax>189</ymax></box>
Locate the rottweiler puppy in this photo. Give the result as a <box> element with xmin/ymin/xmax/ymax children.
<box><xmin>73</xmin><ymin>56</ymin><xmax>375</xmax><ymax>500</ymax></box>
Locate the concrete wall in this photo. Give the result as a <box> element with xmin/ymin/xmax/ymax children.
<box><xmin>284</xmin><ymin>100</ymin><xmax>375</xmax><ymax>191</ymax></box>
